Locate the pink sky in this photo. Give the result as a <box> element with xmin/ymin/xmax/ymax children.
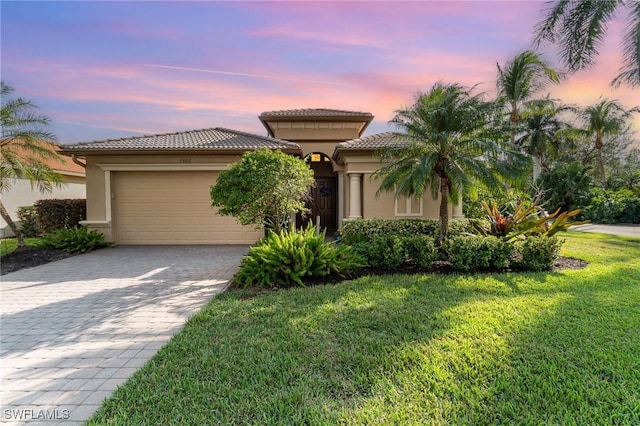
<box><xmin>2</xmin><ymin>1</ymin><xmax>638</xmax><ymax>143</ymax></box>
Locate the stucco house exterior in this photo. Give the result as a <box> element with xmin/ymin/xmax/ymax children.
<box><xmin>61</xmin><ymin>109</ymin><xmax>462</xmax><ymax>245</ymax></box>
<box><xmin>1</xmin><ymin>141</ymin><xmax>86</xmax><ymax>237</ymax></box>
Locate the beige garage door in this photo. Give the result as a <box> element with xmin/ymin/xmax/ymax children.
<box><xmin>113</xmin><ymin>171</ymin><xmax>262</xmax><ymax>245</ymax></box>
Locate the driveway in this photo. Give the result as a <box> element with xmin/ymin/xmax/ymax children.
<box><xmin>570</xmin><ymin>224</ymin><xmax>640</xmax><ymax>238</ymax></box>
<box><xmin>1</xmin><ymin>245</ymin><xmax>247</xmax><ymax>425</ymax></box>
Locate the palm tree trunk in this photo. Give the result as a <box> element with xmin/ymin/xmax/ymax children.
<box><xmin>533</xmin><ymin>156</ymin><xmax>543</xmax><ymax>181</ymax></box>
<box><xmin>438</xmin><ymin>177</ymin><xmax>450</xmax><ymax>244</ymax></box>
<box><xmin>0</xmin><ymin>200</ymin><xmax>25</xmax><ymax>248</ymax></box>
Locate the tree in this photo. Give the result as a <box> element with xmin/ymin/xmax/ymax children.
<box><xmin>516</xmin><ymin>96</ymin><xmax>571</xmax><ymax>179</ymax></box>
<box><xmin>210</xmin><ymin>148</ymin><xmax>314</xmax><ymax>233</ymax></box>
<box><xmin>535</xmin><ymin>161</ymin><xmax>593</xmax><ymax>212</ymax></box>
<box><xmin>1</xmin><ymin>82</ymin><xmax>63</xmax><ymax>248</ymax></box>
<box><xmin>534</xmin><ymin>0</ymin><xmax>640</xmax><ymax>88</ymax></box>
<box><xmin>496</xmin><ymin>50</ymin><xmax>561</xmax><ymax>147</ymax></box>
<box><xmin>577</xmin><ymin>98</ymin><xmax>639</xmax><ymax>187</ymax></box>
<box><xmin>373</xmin><ymin>82</ymin><xmax>528</xmax><ymax>243</ymax></box>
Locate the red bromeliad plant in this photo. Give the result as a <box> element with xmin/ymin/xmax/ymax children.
<box><xmin>476</xmin><ymin>200</ymin><xmax>587</xmax><ymax>240</ymax></box>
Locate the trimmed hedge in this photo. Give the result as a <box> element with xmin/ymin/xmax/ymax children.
<box><xmin>351</xmin><ymin>234</ymin><xmax>438</xmax><ymax>270</ymax></box>
<box><xmin>340</xmin><ymin>218</ymin><xmax>476</xmax><ymax>245</ymax></box>
<box><xmin>34</xmin><ymin>199</ymin><xmax>86</xmax><ymax>234</ymax></box>
<box><xmin>443</xmin><ymin>235</ymin><xmax>513</xmax><ymax>272</ymax></box>
<box><xmin>511</xmin><ymin>235</ymin><xmax>562</xmax><ymax>272</ymax></box>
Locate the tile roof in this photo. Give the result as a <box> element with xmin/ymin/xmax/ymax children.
<box><xmin>1</xmin><ymin>139</ymin><xmax>85</xmax><ymax>175</ymax></box>
<box><xmin>259</xmin><ymin>108</ymin><xmax>373</xmax><ymax>119</ymax></box>
<box><xmin>334</xmin><ymin>132</ymin><xmax>404</xmax><ymax>151</ymax></box>
<box><xmin>61</xmin><ymin>127</ymin><xmax>300</xmax><ymax>152</ymax></box>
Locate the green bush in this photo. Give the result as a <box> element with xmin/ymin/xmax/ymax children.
<box><xmin>34</xmin><ymin>199</ymin><xmax>86</xmax><ymax>233</ymax></box>
<box><xmin>17</xmin><ymin>205</ymin><xmax>41</xmax><ymax>237</ymax></box>
<box><xmin>38</xmin><ymin>227</ymin><xmax>112</xmax><ymax>254</ymax></box>
<box><xmin>340</xmin><ymin>218</ymin><xmax>475</xmax><ymax>245</ymax></box>
<box><xmin>512</xmin><ymin>235</ymin><xmax>562</xmax><ymax>272</ymax></box>
<box><xmin>352</xmin><ymin>235</ymin><xmax>405</xmax><ymax>270</ymax></box>
<box><xmin>443</xmin><ymin>236</ymin><xmax>513</xmax><ymax>272</ymax></box>
<box><xmin>233</xmin><ymin>226</ymin><xmax>365</xmax><ymax>288</ymax></box>
<box><xmin>582</xmin><ymin>188</ymin><xmax>640</xmax><ymax>224</ymax></box>
<box><xmin>403</xmin><ymin>235</ymin><xmax>438</xmax><ymax>268</ymax></box>
<box><xmin>352</xmin><ymin>234</ymin><xmax>438</xmax><ymax>270</ymax></box>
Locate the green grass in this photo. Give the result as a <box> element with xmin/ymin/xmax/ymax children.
<box><xmin>0</xmin><ymin>237</ymin><xmax>43</xmax><ymax>256</ymax></box>
<box><xmin>88</xmin><ymin>232</ymin><xmax>640</xmax><ymax>425</ymax></box>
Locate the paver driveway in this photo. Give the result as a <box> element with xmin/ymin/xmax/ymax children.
<box><xmin>1</xmin><ymin>245</ymin><xmax>247</xmax><ymax>425</ymax></box>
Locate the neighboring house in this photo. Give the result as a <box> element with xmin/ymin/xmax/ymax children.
<box><xmin>1</xmin><ymin>141</ymin><xmax>86</xmax><ymax>237</ymax></box>
<box><xmin>61</xmin><ymin>109</ymin><xmax>462</xmax><ymax>245</ymax></box>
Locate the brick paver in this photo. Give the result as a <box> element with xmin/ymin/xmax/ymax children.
<box><xmin>1</xmin><ymin>245</ymin><xmax>247</xmax><ymax>425</ymax></box>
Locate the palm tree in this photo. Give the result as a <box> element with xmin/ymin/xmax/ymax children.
<box><xmin>516</xmin><ymin>96</ymin><xmax>571</xmax><ymax>180</ymax></box>
<box><xmin>373</xmin><ymin>82</ymin><xmax>527</xmax><ymax>243</ymax></box>
<box><xmin>1</xmin><ymin>82</ymin><xmax>63</xmax><ymax>248</ymax></box>
<box><xmin>577</xmin><ymin>98</ymin><xmax>639</xmax><ymax>188</ymax></box>
<box><xmin>496</xmin><ymin>50</ymin><xmax>561</xmax><ymax>148</ymax></box>
<box><xmin>534</xmin><ymin>0</ymin><xmax>639</xmax><ymax>88</ymax></box>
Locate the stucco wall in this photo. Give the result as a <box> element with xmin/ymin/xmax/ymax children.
<box><xmin>1</xmin><ymin>177</ymin><xmax>86</xmax><ymax>236</ymax></box>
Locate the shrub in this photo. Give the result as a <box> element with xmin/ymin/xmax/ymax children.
<box><xmin>536</xmin><ymin>162</ymin><xmax>593</xmax><ymax>212</ymax></box>
<box><xmin>582</xmin><ymin>188</ymin><xmax>640</xmax><ymax>224</ymax></box>
<box><xmin>443</xmin><ymin>236</ymin><xmax>512</xmax><ymax>272</ymax></box>
<box><xmin>403</xmin><ymin>235</ymin><xmax>438</xmax><ymax>268</ymax></box>
<box><xmin>233</xmin><ymin>226</ymin><xmax>365</xmax><ymax>288</ymax></box>
<box><xmin>17</xmin><ymin>205</ymin><xmax>41</xmax><ymax>237</ymax></box>
<box><xmin>34</xmin><ymin>199</ymin><xmax>86</xmax><ymax>233</ymax></box>
<box><xmin>37</xmin><ymin>227</ymin><xmax>112</xmax><ymax>254</ymax></box>
<box><xmin>340</xmin><ymin>218</ymin><xmax>475</xmax><ymax>245</ymax></box>
<box><xmin>352</xmin><ymin>235</ymin><xmax>405</xmax><ymax>270</ymax></box>
<box><xmin>512</xmin><ymin>235</ymin><xmax>562</xmax><ymax>272</ymax></box>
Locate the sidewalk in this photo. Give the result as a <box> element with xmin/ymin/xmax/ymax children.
<box><xmin>570</xmin><ymin>224</ymin><xmax>639</xmax><ymax>238</ymax></box>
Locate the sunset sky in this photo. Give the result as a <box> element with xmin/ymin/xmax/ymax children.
<box><xmin>2</xmin><ymin>1</ymin><xmax>638</xmax><ymax>144</ymax></box>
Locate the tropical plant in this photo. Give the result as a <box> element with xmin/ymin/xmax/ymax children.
<box><xmin>37</xmin><ymin>226</ymin><xmax>112</xmax><ymax>254</ymax></box>
<box><xmin>475</xmin><ymin>200</ymin><xmax>586</xmax><ymax>240</ymax></box>
<box><xmin>210</xmin><ymin>148</ymin><xmax>314</xmax><ymax>233</ymax></box>
<box><xmin>536</xmin><ymin>161</ymin><xmax>593</xmax><ymax>212</ymax></box>
<box><xmin>373</xmin><ymin>82</ymin><xmax>528</xmax><ymax>243</ymax></box>
<box><xmin>577</xmin><ymin>98</ymin><xmax>638</xmax><ymax>187</ymax></box>
<box><xmin>534</xmin><ymin>0</ymin><xmax>640</xmax><ymax>87</ymax></box>
<box><xmin>233</xmin><ymin>225</ymin><xmax>364</xmax><ymax>288</ymax></box>
<box><xmin>495</xmin><ymin>50</ymin><xmax>560</xmax><ymax>148</ymax></box>
<box><xmin>516</xmin><ymin>96</ymin><xmax>571</xmax><ymax>179</ymax></box>
<box><xmin>1</xmin><ymin>82</ymin><xmax>63</xmax><ymax>248</ymax></box>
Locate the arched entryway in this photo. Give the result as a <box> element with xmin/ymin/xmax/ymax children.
<box><xmin>298</xmin><ymin>153</ymin><xmax>338</xmax><ymax>232</ymax></box>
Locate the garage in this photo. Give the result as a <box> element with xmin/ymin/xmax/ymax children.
<box><xmin>113</xmin><ymin>170</ymin><xmax>262</xmax><ymax>245</ymax></box>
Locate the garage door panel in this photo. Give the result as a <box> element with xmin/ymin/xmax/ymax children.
<box><xmin>114</xmin><ymin>171</ymin><xmax>261</xmax><ymax>244</ymax></box>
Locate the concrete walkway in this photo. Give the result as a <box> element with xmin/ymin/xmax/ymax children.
<box><xmin>1</xmin><ymin>245</ymin><xmax>247</xmax><ymax>425</ymax></box>
<box><xmin>570</xmin><ymin>224</ymin><xmax>640</xmax><ymax>238</ymax></box>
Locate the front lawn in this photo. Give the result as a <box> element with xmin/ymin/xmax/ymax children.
<box><xmin>0</xmin><ymin>237</ymin><xmax>43</xmax><ymax>256</ymax></box>
<box><xmin>89</xmin><ymin>232</ymin><xmax>640</xmax><ymax>425</ymax></box>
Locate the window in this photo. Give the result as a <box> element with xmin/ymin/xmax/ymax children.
<box><xmin>395</xmin><ymin>194</ymin><xmax>423</xmax><ymax>216</ymax></box>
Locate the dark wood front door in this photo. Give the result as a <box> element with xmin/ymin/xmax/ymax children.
<box><xmin>299</xmin><ymin>177</ymin><xmax>337</xmax><ymax>231</ymax></box>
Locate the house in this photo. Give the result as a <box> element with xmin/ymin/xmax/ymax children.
<box><xmin>61</xmin><ymin>109</ymin><xmax>462</xmax><ymax>245</ymax></box>
<box><xmin>1</xmin><ymin>141</ymin><xmax>86</xmax><ymax>237</ymax></box>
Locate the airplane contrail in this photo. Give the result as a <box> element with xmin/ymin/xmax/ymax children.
<box><xmin>141</xmin><ymin>63</ymin><xmax>333</xmax><ymax>85</ymax></box>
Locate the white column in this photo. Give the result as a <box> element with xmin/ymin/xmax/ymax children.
<box><xmin>104</xmin><ymin>170</ymin><xmax>112</xmax><ymax>223</ymax></box>
<box><xmin>453</xmin><ymin>195</ymin><xmax>464</xmax><ymax>219</ymax></box>
<box><xmin>348</xmin><ymin>173</ymin><xmax>362</xmax><ymax>219</ymax></box>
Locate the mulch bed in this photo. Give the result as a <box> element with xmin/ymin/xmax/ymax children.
<box><xmin>0</xmin><ymin>247</ymin><xmax>76</xmax><ymax>276</ymax></box>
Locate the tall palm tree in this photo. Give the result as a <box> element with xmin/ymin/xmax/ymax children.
<box><xmin>373</xmin><ymin>82</ymin><xmax>527</xmax><ymax>242</ymax></box>
<box><xmin>1</xmin><ymin>81</ymin><xmax>63</xmax><ymax>248</ymax></box>
<box><xmin>534</xmin><ymin>0</ymin><xmax>639</xmax><ymax>88</ymax></box>
<box><xmin>496</xmin><ymin>50</ymin><xmax>561</xmax><ymax>148</ymax></box>
<box><xmin>578</xmin><ymin>98</ymin><xmax>639</xmax><ymax>187</ymax></box>
<box><xmin>516</xmin><ymin>96</ymin><xmax>571</xmax><ymax>179</ymax></box>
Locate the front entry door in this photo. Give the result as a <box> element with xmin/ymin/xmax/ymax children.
<box><xmin>298</xmin><ymin>177</ymin><xmax>337</xmax><ymax>231</ymax></box>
